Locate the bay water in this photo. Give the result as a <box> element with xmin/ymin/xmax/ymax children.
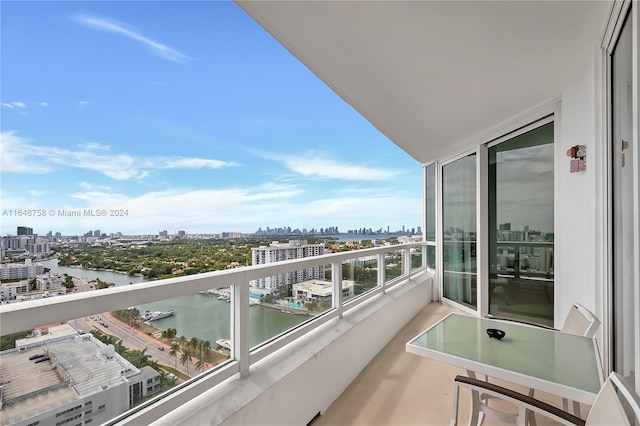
<box><xmin>38</xmin><ymin>259</ymin><xmax>309</xmax><ymax>347</ymax></box>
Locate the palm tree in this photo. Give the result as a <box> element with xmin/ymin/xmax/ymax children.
<box><xmin>177</xmin><ymin>335</ymin><xmax>187</xmax><ymax>349</ymax></box>
<box><xmin>195</xmin><ymin>339</ymin><xmax>211</xmax><ymax>372</ymax></box>
<box><xmin>202</xmin><ymin>340</ymin><xmax>212</xmax><ymax>359</ymax></box>
<box><xmin>130</xmin><ymin>347</ymin><xmax>149</xmax><ymax>368</ymax></box>
<box><xmin>188</xmin><ymin>336</ymin><xmax>199</xmax><ymax>350</ymax></box>
<box><xmin>169</xmin><ymin>341</ymin><xmax>179</xmax><ymax>372</ymax></box>
<box><xmin>161</xmin><ymin>327</ymin><xmax>177</xmax><ymax>340</ymax></box>
<box><xmin>180</xmin><ymin>347</ymin><xmax>194</xmax><ymax>376</ymax></box>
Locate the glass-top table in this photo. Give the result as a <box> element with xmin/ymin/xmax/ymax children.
<box><xmin>406</xmin><ymin>313</ymin><xmax>604</xmax><ymax>404</ymax></box>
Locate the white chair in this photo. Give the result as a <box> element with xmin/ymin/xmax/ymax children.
<box><xmin>474</xmin><ymin>303</ymin><xmax>601</xmax><ymax>425</ymax></box>
<box><xmin>561</xmin><ymin>303</ymin><xmax>600</xmax><ymax>338</ymax></box>
<box><xmin>451</xmin><ymin>371</ymin><xmax>640</xmax><ymax>426</ymax></box>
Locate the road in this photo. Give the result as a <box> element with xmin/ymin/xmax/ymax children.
<box><xmin>68</xmin><ymin>278</ymin><xmax>200</xmax><ymax>376</ymax></box>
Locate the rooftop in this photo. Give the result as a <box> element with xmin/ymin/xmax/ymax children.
<box><xmin>1</xmin><ymin>332</ymin><xmax>139</xmax><ymax>425</ymax></box>
<box><xmin>0</xmin><ymin>348</ymin><xmax>77</xmax><ymax>425</ymax></box>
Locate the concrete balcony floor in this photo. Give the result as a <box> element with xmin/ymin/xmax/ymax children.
<box><xmin>314</xmin><ymin>302</ymin><xmax>569</xmax><ymax>426</ymax></box>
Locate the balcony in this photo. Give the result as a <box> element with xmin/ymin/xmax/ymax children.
<box><xmin>314</xmin><ymin>302</ymin><xmax>574</xmax><ymax>426</ymax></box>
<box><xmin>1</xmin><ymin>242</ymin><xmax>440</xmax><ymax>425</ymax></box>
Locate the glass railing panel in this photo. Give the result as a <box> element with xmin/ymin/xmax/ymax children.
<box><xmin>426</xmin><ymin>244</ymin><xmax>436</xmax><ymax>270</ymax></box>
<box><xmin>342</xmin><ymin>255</ymin><xmax>379</xmax><ymax>302</ymax></box>
<box><xmin>249</xmin><ymin>264</ymin><xmax>331</xmax><ymax>350</ymax></box>
<box><xmin>443</xmin><ymin>240</ymin><xmax>477</xmax><ymax>309</ymax></box>
<box><xmin>410</xmin><ymin>246</ymin><xmax>423</xmax><ymax>271</ymax></box>
<box><xmin>136</xmin><ymin>290</ymin><xmax>233</xmax><ymax>374</ymax></box>
<box><xmin>385</xmin><ymin>250</ymin><xmax>403</xmax><ymax>283</ymax></box>
<box><xmin>0</xmin><ymin>314</ymin><xmax>221</xmax><ymax>426</ymax></box>
<box><xmin>0</xmin><ymin>265</ymin><xmax>237</xmax><ymax>425</ymax></box>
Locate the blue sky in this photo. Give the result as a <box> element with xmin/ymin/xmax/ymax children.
<box><xmin>1</xmin><ymin>1</ymin><xmax>422</xmax><ymax>236</ymax></box>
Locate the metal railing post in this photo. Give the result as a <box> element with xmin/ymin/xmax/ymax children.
<box><xmin>404</xmin><ymin>247</ymin><xmax>411</xmax><ymax>277</ymax></box>
<box><xmin>231</xmin><ymin>277</ymin><xmax>250</xmax><ymax>377</ymax></box>
<box><xmin>378</xmin><ymin>253</ymin><xmax>386</xmax><ymax>293</ymax></box>
<box><xmin>332</xmin><ymin>262</ymin><xmax>343</xmax><ymax>318</ymax></box>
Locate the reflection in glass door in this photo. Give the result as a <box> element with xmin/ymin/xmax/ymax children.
<box><xmin>442</xmin><ymin>154</ymin><xmax>477</xmax><ymax>309</ymax></box>
<box><xmin>611</xmin><ymin>11</ymin><xmax>634</xmax><ymax>382</ymax></box>
<box><xmin>488</xmin><ymin>123</ymin><xmax>554</xmax><ymax>326</ymax></box>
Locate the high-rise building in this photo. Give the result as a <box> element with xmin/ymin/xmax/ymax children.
<box><xmin>250</xmin><ymin>240</ymin><xmax>328</xmax><ymax>291</ymax></box>
<box><xmin>17</xmin><ymin>226</ymin><xmax>33</xmax><ymax>236</ymax></box>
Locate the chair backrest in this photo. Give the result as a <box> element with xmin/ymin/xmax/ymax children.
<box><xmin>586</xmin><ymin>372</ymin><xmax>640</xmax><ymax>426</ymax></box>
<box><xmin>561</xmin><ymin>303</ymin><xmax>600</xmax><ymax>338</ymax></box>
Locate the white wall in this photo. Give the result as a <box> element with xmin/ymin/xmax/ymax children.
<box><xmin>555</xmin><ymin>43</ymin><xmax>602</xmax><ymax>331</ymax></box>
<box><xmin>153</xmin><ymin>273</ymin><xmax>432</xmax><ymax>426</ymax></box>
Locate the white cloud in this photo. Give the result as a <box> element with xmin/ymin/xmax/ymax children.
<box><xmin>78</xmin><ymin>142</ymin><xmax>111</xmax><ymax>151</ymax></box>
<box><xmin>72</xmin><ymin>15</ymin><xmax>192</xmax><ymax>63</ymax></box>
<box><xmin>162</xmin><ymin>157</ymin><xmax>236</xmax><ymax>170</ymax></box>
<box><xmin>29</xmin><ymin>190</ymin><xmax>49</xmax><ymax>196</ymax></box>
<box><xmin>260</xmin><ymin>151</ymin><xmax>399</xmax><ymax>181</ymax></box>
<box><xmin>78</xmin><ymin>101</ymin><xmax>89</xmax><ymax>108</ymax></box>
<box><xmin>0</xmin><ymin>130</ymin><xmax>236</xmax><ymax>179</ymax></box>
<box><xmin>46</xmin><ymin>185</ymin><xmax>420</xmax><ymax>234</ymax></box>
<box><xmin>2</xmin><ymin>101</ymin><xmax>27</xmax><ymax>110</ymax></box>
<box><xmin>0</xmin><ymin>132</ymin><xmax>52</xmax><ymax>174</ymax></box>
<box><xmin>79</xmin><ymin>182</ymin><xmax>113</xmax><ymax>191</ymax></box>
<box><xmin>40</xmin><ymin>102</ymin><xmax>49</xmax><ymax>107</ymax></box>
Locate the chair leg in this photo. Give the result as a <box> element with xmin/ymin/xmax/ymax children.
<box><xmin>572</xmin><ymin>400</ymin><xmax>581</xmax><ymax>418</ymax></box>
<box><xmin>450</xmin><ymin>381</ymin><xmax>460</xmax><ymax>426</ymax></box>
<box><xmin>470</xmin><ymin>389</ymin><xmax>481</xmax><ymax>426</ymax></box>
<box><xmin>526</xmin><ymin>388</ymin><xmax>537</xmax><ymax>426</ymax></box>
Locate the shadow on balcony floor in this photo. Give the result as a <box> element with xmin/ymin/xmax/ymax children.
<box><xmin>313</xmin><ymin>302</ymin><xmax>568</xmax><ymax>426</ymax></box>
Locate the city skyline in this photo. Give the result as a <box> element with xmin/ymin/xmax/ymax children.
<box><xmin>0</xmin><ymin>1</ymin><xmax>422</xmax><ymax>236</ymax></box>
<box><xmin>1</xmin><ymin>222</ymin><xmax>422</xmax><ymax>239</ymax></box>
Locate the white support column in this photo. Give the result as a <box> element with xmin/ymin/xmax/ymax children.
<box><xmin>477</xmin><ymin>145</ymin><xmax>489</xmax><ymax>318</ymax></box>
<box><xmin>331</xmin><ymin>262</ymin><xmax>343</xmax><ymax>318</ymax></box>
<box><xmin>378</xmin><ymin>253</ymin><xmax>386</xmax><ymax>294</ymax></box>
<box><xmin>403</xmin><ymin>247</ymin><xmax>411</xmax><ymax>277</ymax></box>
<box><xmin>231</xmin><ymin>278</ymin><xmax>250</xmax><ymax>376</ymax></box>
<box><xmin>632</xmin><ymin>0</ymin><xmax>640</xmax><ymax>393</ymax></box>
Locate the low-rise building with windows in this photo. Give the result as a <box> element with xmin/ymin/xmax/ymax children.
<box><xmin>0</xmin><ymin>324</ymin><xmax>162</xmax><ymax>426</ymax></box>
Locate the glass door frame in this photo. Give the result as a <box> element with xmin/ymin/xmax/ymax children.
<box><xmin>437</xmin><ymin>111</ymin><xmax>559</xmax><ymax>321</ymax></box>
<box><xmin>602</xmin><ymin>0</ymin><xmax>639</xmax><ymax>386</ymax></box>
<box><xmin>437</xmin><ymin>147</ymin><xmax>482</xmax><ymax>317</ymax></box>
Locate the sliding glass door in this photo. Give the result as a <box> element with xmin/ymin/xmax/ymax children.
<box><xmin>488</xmin><ymin>122</ymin><xmax>554</xmax><ymax>326</ymax></box>
<box><xmin>610</xmin><ymin>10</ymin><xmax>634</xmax><ymax>381</ymax></box>
<box><xmin>442</xmin><ymin>154</ymin><xmax>477</xmax><ymax>309</ymax></box>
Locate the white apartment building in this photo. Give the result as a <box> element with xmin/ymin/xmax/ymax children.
<box><xmin>36</xmin><ymin>273</ymin><xmax>65</xmax><ymax>292</ymax></box>
<box><xmin>250</xmin><ymin>240</ymin><xmax>328</xmax><ymax>291</ymax></box>
<box><xmin>0</xmin><ymin>281</ymin><xmax>28</xmax><ymax>302</ymax></box>
<box><xmin>1</xmin><ymin>324</ymin><xmax>161</xmax><ymax>426</ymax></box>
<box><xmin>1</xmin><ymin>236</ymin><xmax>51</xmax><ymax>259</ymax></box>
<box><xmin>0</xmin><ymin>260</ymin><xmax>45</xmax><ymax>280</ymax></box>
<box><xmin>292</xmin><ymin>279</ymin><xmax>355</xmax><ymax>304</ymax></box>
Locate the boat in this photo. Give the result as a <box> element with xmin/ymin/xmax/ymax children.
<box><xmin>144</xmin><ymin>310</ymin><xmax>176</xmax><ymax>321</ymax></box>
<box><xmin>216</xmin><ymin>339</ymin><xmax>231</xmax><ymax>350</ymax></box>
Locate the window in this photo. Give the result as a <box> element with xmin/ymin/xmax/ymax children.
<box><xmin>425</xmin><ymin>163</ymin><xmax>436</xmax><ymax>269</ymax></box>
<box><xmin>442</xmin><ymin>153</ymin><xmax>477</xmax><ymax>309</ymax></box>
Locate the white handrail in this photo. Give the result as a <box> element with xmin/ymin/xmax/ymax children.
<box><xmin>0</xmin><ymin>242</ymin><xmax>425</xmax><ymax>336</ymax></box>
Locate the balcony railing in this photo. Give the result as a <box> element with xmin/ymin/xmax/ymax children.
<box><xmin>0</xmin><ymin>241</ymin><xmax>426</xmax><ymax>425</ymax></box>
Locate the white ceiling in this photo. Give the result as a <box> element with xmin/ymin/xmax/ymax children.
<box><xmin>236</xmin><ymin>1</ymin><xmax>612</xmax><ymax>164</ymax></box>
